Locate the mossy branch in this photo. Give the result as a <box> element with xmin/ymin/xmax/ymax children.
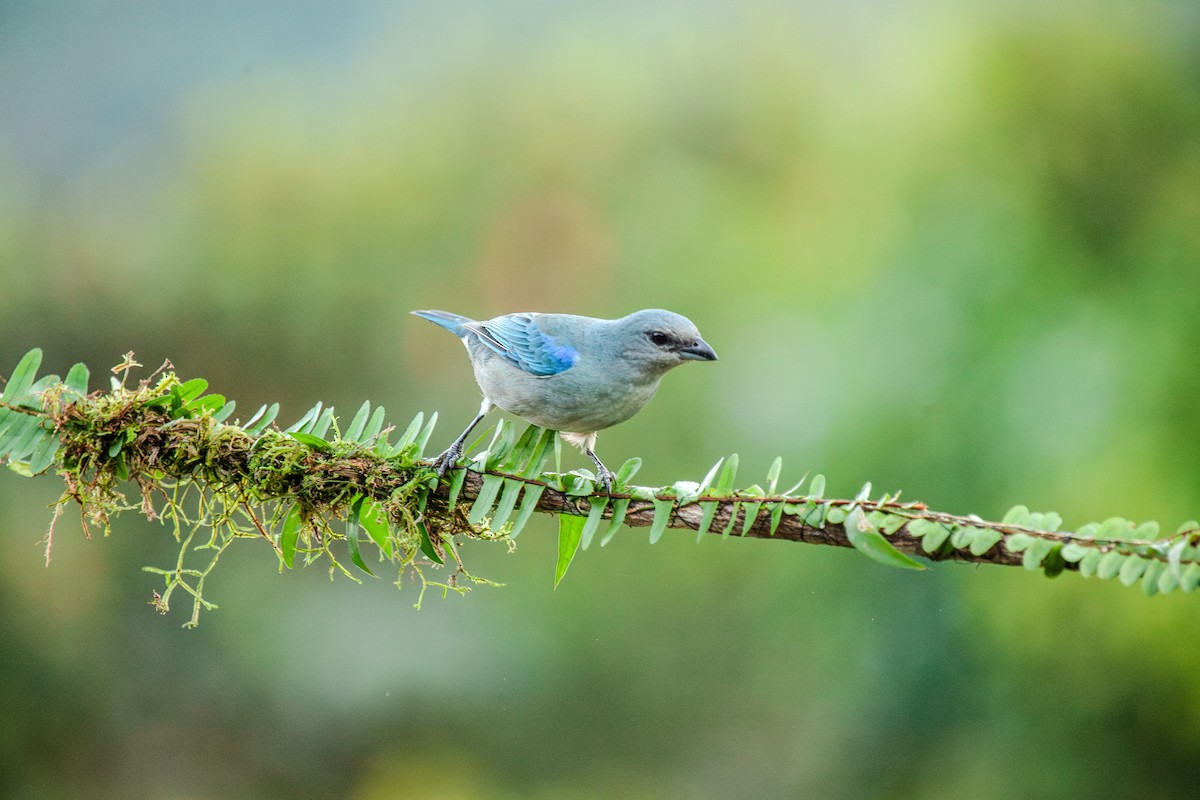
<box><xmin>3</xmin><ymin>349</ymin><xmax>1199</xmax><ymax>625</ymax></box>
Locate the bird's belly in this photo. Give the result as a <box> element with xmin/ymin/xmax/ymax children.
<box><xmin>475</xmin><ymin>359</ymin><xmax>658</xmax><ymax>433</ymax></box>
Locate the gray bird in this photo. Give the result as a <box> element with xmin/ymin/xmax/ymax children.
<box><xmin>412</xmin><ymin>308</ymin><xmax>718</xmax><ymax>491</ymax></box>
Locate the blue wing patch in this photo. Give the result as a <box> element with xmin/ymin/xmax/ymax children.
<box><xmin>463</xmin><ymin>313</ymin><xmax>579</xmax><ymax>376</ymax></box>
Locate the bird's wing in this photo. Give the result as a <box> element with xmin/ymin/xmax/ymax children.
<box><xmin>463</xmin><ymin>313</ymin><xmax>579</xmax><ymax>376</ymax></box>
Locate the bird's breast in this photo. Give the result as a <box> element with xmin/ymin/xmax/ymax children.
<box><xmin>472</xmin><ymin>352</ymin><xmax>660</xmax><ymax>433</ymax></box>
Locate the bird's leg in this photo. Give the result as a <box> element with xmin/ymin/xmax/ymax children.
<box><xmin>433</xmin><ymin>398</ymin><xmax>493</xmax><ymax>478</ymax></box>
<box><xmin>584</xmin><ymin>446</ymin><xmax>614</xmax><ymax>494</ymax></box>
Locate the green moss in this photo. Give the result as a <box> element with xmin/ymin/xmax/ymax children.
<box><xmin>32</xmin><ymin>366</ymin><xmax>501</xmax><ymax>626</ymax></box>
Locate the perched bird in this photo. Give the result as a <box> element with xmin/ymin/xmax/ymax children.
<box><xmin>411</xmin><ymin>308</ymin><xmax>717</xmax><ymax>491</ymax></box>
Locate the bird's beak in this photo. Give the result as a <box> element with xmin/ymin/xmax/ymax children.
<box><xmin>677</xmin><ymin>337</ymin><xmax>718</xmax><ymax>362</ymax></box>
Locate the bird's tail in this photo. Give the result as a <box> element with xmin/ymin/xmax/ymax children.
<box><xmin>411</xmin><ymin>309</ymin><xmax>474</xmax><ymax>337</ymax></box>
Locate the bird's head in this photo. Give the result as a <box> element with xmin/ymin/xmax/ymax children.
<box><xmin>613</xmin><ymin>309</ymin><xmax>718</xmax><ymax>372</ymax></box>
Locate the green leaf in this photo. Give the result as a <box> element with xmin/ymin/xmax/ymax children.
<box><xmin>1168</xmin><ymin>538</ymin><xmax>1188</xmax><ymax>582</ymax></box>
<box><xmin>186</xmin><ymin>393</ymin><xmax>227</xmax><ymax>415</ymax></box>
<box><xmin>1022</xmin><ymin>539</ymin><xmax>1055</xmax><ymax>570</ymax></box>
<box><xmin>289</xmin><ymin>431</ymin><xmax>331</xmax><ymax>451</ymax></box>
<box><xmin>498</xmin><ymin>424</ymin><xmax>538</xmax><ymax>472</ymax></box>
<box><xmin>245</xmin><ymin>403</ymin><xmax>280</xmax><ymax>435</ymax></box>
<box><xmin>283</xmin><ymin>402</ymin><xmax>322</xmax><ymax>434</ymax></box>
<box><xmin>112</xmin><ymin>451</ymin><xmax>129</xmax><ymax>481</ymax></box>
<box><xmin>1157</xmin><ymin>564</ymin><xmax>1179</xmax><ymax>595</ymax></box>
<box><xmin>1002</xmin><ymin>505</ymin><xmax>1031</xmax><ymax>526</ymax></box>
<box><xmin>343</xmin><ymin>401</ymin><xmax>371</xmax><ymax>442</ymax></box>
<box><xmin>212</xmin><ymin>400</ymin><xmax>237</xmax><ymax>422</ymax></box>
<box><xmin>63</xmin><ymin>362</ymin><xmax>89</xmax><ymax>397</ymax></box>
<box><xmin>1175</xmin><ymin>520</ymin><xmax>1200</xmax><ymax>536</ymax></box>
<box><xmin>509</xmin><ymin>483</ymin><xmax>545</xmax><ymax>539</ymax></box>
<box><xmin>650</xmin><ymin>498</ymin><xmax>674</xmax><ymax>544</ymax></box>
<box><xmin>950</xmin><ymin>525</ymin><xmax>976</xmax><ymax>550</ymax></box>
<box><xmin>483</xmin><ymin>420</ymin><xmax>515</xmax><ymax>469</ymax></box>
<box><xmin>279</xmin><ymin>506</ymin><xmax>301</xmax><ymax>569</ymax></box>
<box><xmin>519</xmin><ymin>428</ymin><xmax>556</xmax><ymax>477</ymax></box>
<box><xmin>1040</xmin><ymin>511</ymin><xmax>1063</xmax><ymax>532</ymax></box>
<box><xmin>2</xmin><ymin>348</ymin><xmax>42</xmax><ymax>404</ymax></box>
<box><xmin>309</xmin><ymin>407</ymin><xmax>335</xmax><ymax>438</ymax></box>
<box><xmin>1060</xmin><ymin>542</ymin><xmax>1092</xmax><ymax>562</ymax></box>
<box><xmin>905</xmin><ymin>518</ymin><xmax>941</xmax><ymax>539</ymax></box>
<box><xmin>3</xmin><ymin>415</ymin><xmax>44</xmax><ymax>459</ymax></box>
<box><xmin>1041</xmin><ymin>546</ymin><xmax>1065</xmax><ymax>578</ymax></box>
<box><xmin>363</xmin><ymin>406</ymin><xmax>387</xmax><ymax>444</ymax></box>
<box><xmin>614</xmin><ymin>456</ymin><xmax>642</xmax><ymax>487</ymax></box>
<box><xmin>968</xmin><ymin>528</ymin><xmax>1003</xmax><ymax>556</ymax></box>
<box><xmin>1140</xmin><ymin>560</ymin><xmax>1165</xmax><ymax>595</ymax></box>
<box><xmin>467</xmin><ymin>474</ymin><xmax>505</xmax><ymax>526</ymax></box>
<box><xmin>721</xmin><ymin>501</ymin><xmax>741</xmax><ymax>538</ymax></box>
<box><xmin>696</xmin><ymin>458</ymin><xmax>723</xmax><ymax>495</ymax></box>
<box><xmin>600</xmin><ymin>498</ymin><xmax>629</xmax><ymax>546</ymax></box>
<box><xmin>1133</xmin><ymin>520</ymin><xmax>1161</xmax><ymax>540</ymax></box>
<box><xmin>12</xmin><ymin>416</ymin><xmax>50</xmax><ymax>461</ymax></box>
<box><xmin>768</xmin><ymin>502</ymin><xmax>785</xmax><ymax>536</ymax></box>
<box><xmin>714</xmin><ymin>454</ymin><xmax>739</xmax><ymax>495</ymax></box>
<box><xmin>26</xmin><ymin>430</ymin><xmax>59</xmax><ymax>475</ymax></box>
<box><xmin>446</xmin><ymin>465</ymin><xmax>468</xmax><ymax>509</ymax></box>
<box><xmin>143</xmin><ymin>393</ymin><xmax>173</xmax><ymax>409</ymax></box>
<box><xmin>1096</xmin><ymin>550</ymin><xmax>1125</xmax><ymax>580</ymax></box>
<box><xmin>417</xmin><ymin>522</ymin><xmax>443</xmax><ymax>564</ymax></box>
<box><xmin>920</xmin><ymin>522</ymin><xmax>952</xmax><ymax>553</ymax></box>
<box><xmin>766</xmin><ymin>456</ymin><xmax>782</xmax><ymax>494</ymax></box>
<box><xmin>0</xmin><ymin>409</ymin><xmax>16</xmax><ymax>445</ymax></box>
<box><xmin>845</xmin><ymin>506</ymin><xmax>926</xmax><ymax>571</ymax></box>
<box><xmin>670</xmin><ymin>479</ymin><xmax>703</xmax><ymax>505</ymax></box>
<box><xmin>1180</xmin><ymin>563</ymin><xmax>1200</xmax><ymax>593</ymax></box>
<box><xmin>1118</xmin><ymin>555</ymin><xmax>1149</xmax><ymax>586</ymax></box>
<box><xmin>555</xmin><ymin>513</ymin><xmax>585</xmax><ymax>588</ymax></box>
<box><xmin>802</xmin><ymin>501</ymin><xmax>828</xmax><ymax>529</ymax></box>
<box><xmin>808</xmin><ymin>474</ymin><xmax>826</xmax><ymax>499</ymax></box>
<box><xmin>391</xmin><ymin>412</ymin><xmax>424</xmax><ymax>454</ymax></box>
<box><xmin>580</xmin><ymin>497</ymin><xmax>609</xmax><ymax>550</ymax></box>
<box><xmin>780</xmin><ymin>472</ymin><xmax>809</xmax><ymax>497</ymax></box>
<box><xmin>489</xmin><ymin>478</ymin><xmax>525</xmax><ymax>532</ymax></box>
<box><xmin>1096</xmin><ymin>517</ymin><xmax>1131</xmax><ymax>542</ymax></box>
<box><xmin>740</xmin><ymin>501</ymin><xmax>763</xmax><ymax>536</ymax></box>
<box><xmin>345</xmin><ymin>497</ymin><xmax>375</xmax><ymax>577</ymax></box>
<box><xmin>177</xmin><ymin>378</ymin><xmax>209</xmax><ymax>404</ymax></box>
<box><xmin>695</xmin><ymin>501</ymin><xmax>719</xmax><ymax>543</ymax></box>
<box><xmin>359</xmin><ymin>499</ymin><xmax>393</xmax><ymax>558</ymax></box>
<box><xmin>563</xmin><ymin>472</ymin><xmax>596</xmax><ymax>496</ymax></box>
<box><xmin>1078</xmin><ymin>548</ymin><xmax>1103</xmax><ymax>578</ymax></box>
<box><xmin>1004</xmin><ymin>532</ymin><xmax>1035</xmax><ymax>552</ymax></box>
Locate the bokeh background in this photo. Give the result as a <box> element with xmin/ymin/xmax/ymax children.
<box><xmin>3</xmin><ymin>1</ymin><xmax>1200</xmax><ymax>797</ymax></box>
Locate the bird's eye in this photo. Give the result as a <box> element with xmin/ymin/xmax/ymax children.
<box><xmin>647</xmin><ymin>331</ymin><xmax>671</xmax><ymax>347</ymax></box>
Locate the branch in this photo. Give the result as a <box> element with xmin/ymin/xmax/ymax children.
<box><xmin>2</xmin><ymin>348</ymin><xmax>1199</xmax><ymax>625</ymax></box>
<box><xmin>436</xmin><ymin>469</ymin><xmax>1025</xmax><ymax>567</ymax></box>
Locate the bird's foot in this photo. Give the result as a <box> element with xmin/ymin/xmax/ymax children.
<box><xmin>431</xmin><ymin>443</ymin><xmax>464</xmax><ymax>479</ymax></box>
<box><xmin>596</xmin><ymin>466</ymin><xmax>615</xmax><ymax>494</ymax></box>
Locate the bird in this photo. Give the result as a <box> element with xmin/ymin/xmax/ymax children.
<box><xmin>411</xmin><ymin>308</ymin><xmax>717</xmax><ymax>491</ymax></box>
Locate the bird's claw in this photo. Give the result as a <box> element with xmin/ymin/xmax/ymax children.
<box><xmin>596</xmin><ymin>467</ymin><xmax>614</xmax><ymax>494</ymax></box>
<box><xmin>432</xmin><ymin>445</ymin><xmax>463</xmax><ymax>479</ymax></box>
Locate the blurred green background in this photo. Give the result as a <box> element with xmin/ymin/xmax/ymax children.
<box><xmin>3</xmin><ymin>1</ymin><xmax>1200</xmax><ymax>797</ymax></box>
